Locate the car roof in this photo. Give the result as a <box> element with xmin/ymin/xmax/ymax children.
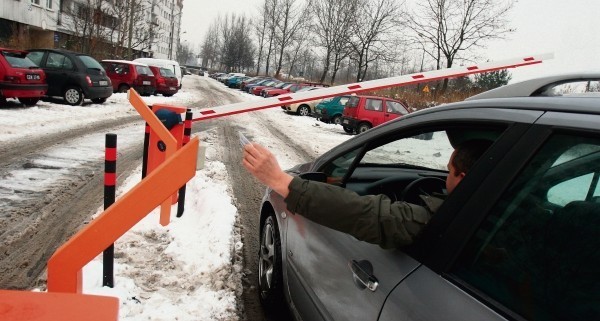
<box><xmin>27</xmin><ymin>48</ymin><xmax>87</xmax><ymax>56</ymax></box>
<box><xmin>0</xmin><ymin>48</ymin><xmax>28</xmax><ymax>55</ymax></box>
<box><xmin>102</xmin><ymin>59</ymin><xmax>150</xmax><ymax>66</ymax></box>
<box><xmin>466</xmin><ymin>72</ymin><xmax>600</xmax><ymax>100</ymax></box>
<box><xmin>409</xmin><ymin>96</ymin><xmax>600</xmax><ymax>120</ymax></box>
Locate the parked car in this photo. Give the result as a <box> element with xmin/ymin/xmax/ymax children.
<box><xmin>227</xmin><ymin>76</ymin><xmax>249</xmax><ymax>88</ymax></box>
<box><xmin>26</xmin><ymin>48</ymin><xmax>112</xmax><ymax>105</ymax></box>
<box><xmin>281</xmin><ymin>86</ymin><xmax>323</xmax><ymax>116</ymax></box>
<box><xmin>262</xmin><ymin>83</ymin><xmax>312</xmax><ymax>97</ymax></box>
<box><xmin>245</xmin><ymin>78</ymin><xmax>276</xmax><ymax>93</ymax></box>
<box><xmin>101</xmin><ymin>60</ymin><xmax>155</xmax><ymax>95</ymax></box>
<box><xmin>313</xmin><ymin>95</ymin><xmax>352</xmax><ymax>125</ymax></box>
<box><xmin>257</xmin><ymin>75</ymin><xmax>600</xmax><ymax>321</ymax></box>
<box><xmin>250</xmin><ymin>80</ymin><xmax>282</xmax><ymax>96</ymax></box>
<box><xmin>341</xmin><ymin>95</ymin><xmax>410</xmax><ymax>134</ymax></box>
<box><xmin>148</xmin><ymin>66</ymin><xmax>178</xmax><ymax>97</ymax></box>
<box><xmin>134</xmin><ymin>58</ymin><xmax>182</xmax><ymax>89</ymax></box>
<box><xmin>241</xmin><ymin>77</ymin><xmax>267</xmax><ymax>91</ymax></box>
<box><xmin>0</xmin><ymin>47</ymin><xmax>47</xmax><ymax>106</ymax></box>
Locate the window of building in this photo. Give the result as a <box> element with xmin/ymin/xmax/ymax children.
<box><xmin>31</xmin><ymin>0</ymin><xmax>41</xmax><ymax>5</ymax></box>
<box><xmin>46</xmin><ymin>0</ymin><xmax>52</xmax><ymax>9</ymax></box>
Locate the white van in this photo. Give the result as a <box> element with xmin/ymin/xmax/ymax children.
<box><xmin>134</xmin><ymin>58</ymin><xmax>183</xmax><ymax>89</ymax></box>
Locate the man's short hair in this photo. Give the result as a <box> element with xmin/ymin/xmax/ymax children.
<box><xmin>452</xmin><ymin>139</ymin><xmax>493</xmax><ymax>174</ymax></box>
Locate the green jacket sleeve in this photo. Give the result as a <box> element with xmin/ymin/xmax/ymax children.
<box><xmin>284</xmin><ymin>177</ymin><xmax>433</xmax><ymax>249</ymax></box>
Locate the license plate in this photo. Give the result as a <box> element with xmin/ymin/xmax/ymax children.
<box><xmin>169</xmin><ymin>87</ymin><xmax>176</xmax><ymax>90</ymax></box>
<box><xmin>26</xmin><ymin>74</ymin><xmax>40</xmax><ymax>80</ymax></box>
<box><xmin>343</xmin><ymin>119</ymin><xmax>349</xmax><ymax>124</ymax></box>
<box><xmin>99</xmin><ymin>80</ymin><xmax>108</xmax><ymax>86</ymax></box>
<box><xmin>143</xmin><ymin>81</ymin><xmax>151</xmax><ymax>85</ymax></box>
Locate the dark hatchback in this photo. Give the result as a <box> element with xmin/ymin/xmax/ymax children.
<box><xmin>27</xmin><ymin>49</ymin><xmax>112</xmax><ymax>105</ymax></box>
<box><xmin>257</xmin><ymin>77</ymin><xmax>600</xmax><ymax>320</ymax></box>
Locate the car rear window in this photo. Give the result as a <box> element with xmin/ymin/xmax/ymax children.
<box><xmin>78</xmin><ymin>55</ymin><xmax>104</xmax><ymax>70</ymax></box>
<box><xmin>135</xmin><ymin>65</ymin><xmax>153</xmax><ymax>76</ymax></box>
<box><xmin>2</xmin><ymin>51</ymin><xmax>38</xmax><ymax>68</ymax></box>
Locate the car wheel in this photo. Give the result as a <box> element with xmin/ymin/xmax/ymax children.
<box><xmin>163</xmin><ymin>93</ymin><xmax>174</xmax><ymax>97</ymax></box>
<box><xmin>18</xmin><ymin>98</ymin><xmax>40</xmax><ymax>106</ymax></box>
<box><xmin>343</xmin><ymin>126</ymin><xmax>354</xmax><ymax>134</ymax></box>
<box><xmin>118</xmin><ymin>84</ymin><xmax>130</xmax><ymax>93</ymax></box>
<box><xmin>297</xmin><ymin>105</ymin><xmax>310</xmax><ymax>116</ymax></box>
<box><xmin>332</xmin><ymin>115</ymin><xmax>342</xmax><ymax>125</ymax></box>
<box><xmin>258</xmin><ymin>214</ymin><xmax>285</xmax><ymax>314</ymax></box>
<box><xmin>63</xmin><ymin>86</ymin><xmax>84</xmax><ymax>106</ymax></box>
<box><xmin>0</xmin><ymin>96</ymin><xmax>6</xmax><ymax>106</ymax></box>
<box><xmin>357</xmin><ymin>123</ymin><xmax>372</xmax><ymax>133</ymax></box>
<box><xmin>92</xmin><ymin>98</ymin><xmax>107</xmax><ymax>104</ymax></box>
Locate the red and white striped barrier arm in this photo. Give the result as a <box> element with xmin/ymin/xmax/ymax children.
<box><xmin>192</xmin><ymin>53</ymin><xmax>553</xmax><ymax>122</ymax></box>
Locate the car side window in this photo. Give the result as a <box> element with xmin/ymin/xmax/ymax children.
<box><xmin>386</xmin><ymin>101</ymin><xmax>409</xmax><ymax>115</ymax></box>
<box><xmin>27</xmin><ymin>51</ymin><xmax>44</xmax><ymax>66</ymax></box>
<box><xmin>339</xmin><ymin>97</ymin><xmax>350</xmax><ymax>106</ymax></box>
<box><xmin>46</xmin><ymin>53</ymin><xmax>72</xmax><ymax>70</ymax></box>
<box><xmin>365</xmin><ymin>99</ymin><xmax>383</xmax><ymax>111</ymax></box>
<box><xmin>451</xmin><ymin>134</ymin><xmax>600</xmax><ymax>321</ymax></box>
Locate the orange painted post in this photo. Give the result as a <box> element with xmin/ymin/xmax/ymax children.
<box><xmin>0</xmin><ymin>290</ymin><xmax>119</xmax><ymax>321</ymax></box>
<box><xmin>47</xmin><ymin>137</ymin><xmax>199</xmax><ymax>293</ymax></box>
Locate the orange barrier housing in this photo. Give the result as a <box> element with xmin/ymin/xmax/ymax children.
<box><xmin>46</xmin><ymin>89</ymin><xmax>200</xmax><ymax>293</ymax></box>
<box><xmin>0</xmin><ymin>290</ymin><xmax>119</xmax><ymax>321</ymax></box>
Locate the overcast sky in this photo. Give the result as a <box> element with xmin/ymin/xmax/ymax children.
<box><xmin>181</xmin><ymin>0</ymin><xmax>600</xmax><ymax>82</ymax></box>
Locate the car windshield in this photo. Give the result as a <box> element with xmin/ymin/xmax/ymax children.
<box><xmin>296</xmin><ymin>87</ymin><xmax>316</xmax><ymax>92</ymax></box>
<box><xmin>160</xmin><ymin>68</ymin><xmax>176</xmax><ymax>77</ymax></box>
<box><xmin>2</xmin><ymin>51</ymin><xmax>38</xmax><ymax>68</ymax></box>
<box><xmin>283</xmin><ymin>84</ymin><xmax>294</xmax><ymax>90</ymax></box>
<box><xmin>274</xmin><ymin>83</ymin><xmax>288</xmax><ymax>89</ymax></box>
<box><xmin>78</xmin><ymin>55</ymin><xmax>104</xmax><ymax>71</ymax></box>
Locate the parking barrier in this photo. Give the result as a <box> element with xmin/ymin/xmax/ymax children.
<box><xmin>103</xmin><ymin>133</ymin><xmax>117</xmax><ymax>288</ymax></box>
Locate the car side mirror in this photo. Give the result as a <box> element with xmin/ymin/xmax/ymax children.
<box><xmin>298</xmin><ymin>172</ymin><xmax>327</xmax><ymax>183</ymax></box>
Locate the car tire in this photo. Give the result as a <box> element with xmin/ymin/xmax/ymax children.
<box><xmin>343</xmin><ymin>126</ymin><xmax>354</xmax><ymax>134</ymax></box>
<box><xmin>297</xmin><ymin>105</ymin><xmax>310</xmax><ymax>116</ymax></box>
<box><xmin>332</xmin><ymin>115</ymin><xmax>342</xmax><ymax>125</ymax></box>
<box><xmin>118</xmin><ymin>84</ymin><xmax>130</xmax><ymax>93</ymax></box>
<box><xmin>18</xmin><ymin>98</ymin><xmax>40</xmax><ymax>106</ymax></box>
<box><xmin>358</xmin><ymin>123</ymin><xmax>372</xmax><ymax>133</ymax></box>
<box><xmin>92</xmin><ymin>98</ymin><xmax>107</xmax><ymax>104</ymax></box>
<box><xmin>63</xmin><ymin>86</ymin><xmax>84</xmax><ymax>106</ymax></box>
<box><xmin>0</xmin><ymin>96</ymin><xmax>7</xmax><ymax>106</ymax></box>
<box><xmin>258</xmin><ymin>214</ymin><xmax>285</xmax><ymax>315</ymax></box>
<box><xmin>163</xmin><ymin>93</ymin><xmax>174</xmax><ymax>97</ymax></box>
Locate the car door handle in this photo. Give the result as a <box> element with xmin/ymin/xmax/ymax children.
<box><xmin>349</xmin><ymin>259</ymin><xmax>379</xmax><ymax>292</ymax></box>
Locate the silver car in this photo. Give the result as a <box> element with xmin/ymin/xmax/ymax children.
<box><xmin>257</xmin><ymin>75</ymin><xmax>600</xmax><ymax>320</ymax></box>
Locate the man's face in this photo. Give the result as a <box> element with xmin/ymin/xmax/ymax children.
<box><xmin>446</xmin><ymin>150</ymin><xmax>465</xmax><ymax>194</ymax></box>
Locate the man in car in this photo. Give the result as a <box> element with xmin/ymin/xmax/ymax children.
<box><xmin>242</xmin><ymin>139</ymin><xmax>492</xmax><ymax>249</ymax></box>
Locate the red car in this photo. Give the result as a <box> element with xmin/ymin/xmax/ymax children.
<box><xmin>101</xmin><ymin>60</ymin><xmax>156</xmax><ymax>96</ymax></box>
<box><xmin>341</xmin><ymin>95</ymin><xmax>410</xmax><ymax>134</ymax></box>
<box><xmin>0</xmin><ymin>48</ymin><xmax>47</xmax><ymax>106</ymax></box>
<box><xmin>262</xmin><ymin>83</ymin><xmax>313</xmax><ymax>97</ymax></box>
<box><xmin>149</xmin><ymin>66</ymin><xmax>179</xmax><ymax>97</ymax></box>
<box><xmin>251</xmin><ymin>80</ymin><xmax>281</xmax><ymax>95</ymax></box>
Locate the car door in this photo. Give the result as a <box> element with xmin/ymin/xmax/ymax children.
<box><xmin>285</xmin><ymin>107</ymin><xmax>546</xmax><ymax>321</ymax></box>
<box><xmin>379</xmin><ymin>111</ymin><xmax>600</xmax><ymax>321</ymax></box>
<box><xmin>43</xmin><ymin>52</ymin><xmax>76</xmax><ymax>96</ymax></box>
<box><xmin>384</xmin><ymin>100</ymin><xmax>409</xmax><ymax>123</ymax></box>
<box><xmin>363</xmin><ymin>98</ymin><xmax>384</xmax><ymax>126</ymax></box>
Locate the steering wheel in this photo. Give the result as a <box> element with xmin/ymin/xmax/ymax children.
<box><xmin>399</xmin><ymin>177</ymin><xmax>446</xmax><ymax>205</ymax></box>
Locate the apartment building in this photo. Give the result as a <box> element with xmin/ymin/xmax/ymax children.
<box><xmin>0</xmin><ymin>0</ymin><xmax>183</xmax><ymax>60</ymax></box>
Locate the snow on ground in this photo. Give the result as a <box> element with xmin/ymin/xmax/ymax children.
<box><xmin>1</xmin><ymin>76</ymin><xmax>354</xmax><ymax>320</ymax></box>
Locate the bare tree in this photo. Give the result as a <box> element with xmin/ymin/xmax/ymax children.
<box><xmin>312</xmin><ymin>0</ymin><xmax>357</xmax><ymax>84</ymax></box>
<box><xmin>272</xmin><ymin>0</ymin><xmax>311</xmax><ymax>78</ymax></box>
<box><xmin>407</xmin><ymin>0</ymin><xmax>514</xmax><ymax>92</ymax></box>
<box><xmin>254</xmin><ymin>2</ymin><xmax>270</xmax><ymax>74</ymax></box>
<box><xmin>200</xmin><ymin>19</ymin><xmax>221</xmax><ymax>69</ymax></box>
<box><xmin>349</xmin><ymin>0</ymin><xmax>402</xmax><ymax>82</ymax></box>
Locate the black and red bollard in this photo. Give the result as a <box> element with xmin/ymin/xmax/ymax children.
<box><xmin>103</xmin><ymin>133</ymin><xmax>117</xmax><ymax>288</ymax></box>
<box><xmin>177</xmin><ymin>109</ymin><xmax>193</xmax><ymax>217</ymax></box>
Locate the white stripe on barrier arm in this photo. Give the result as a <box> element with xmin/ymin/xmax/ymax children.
<box><xmin>192</xmin><ymin>53</ymin><xmax>554</xmax><ymax>122</ymax></box>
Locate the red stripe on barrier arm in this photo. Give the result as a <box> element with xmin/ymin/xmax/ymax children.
<box><xmin>348</xmin><ymin>84</ymin><xmax>362</xmax><ymax>90</ymax></box>
<box><xmin>105</xmin><ymin>148</ymin><xmax>117</xmax><ymax>161</ymax></box>
<box><xmin>523</xmin><ymin>57</ymin><xmax>534</xmax><ymax>61</ymax></box>
<box><xmin>104</xmin><ymin>173</ymin><xmax>116</xmax><ymax>186</ymax></box>
<box><xmin>278</xmin><ymin>96</ymin><xmax>293</xmax><ymax>101</ymax></box>
<box><xmin>412</xmin><ymin>74</ymin><xmax>425</xmax><ymax>79</ymax></box>
<box><xmin>200</xmin><ymin>109</ymin><xmax>216</xmax><ymax>115</ymax></box>
<box><xmin>467</xmin><ymin>66</ymin><xmax>478</xmax><ymax>70</ymax></box>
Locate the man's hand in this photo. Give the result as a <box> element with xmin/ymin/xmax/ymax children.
<box><xmin>242</xmin><ymin>143</ymin><xmax>293</xmax><ymax>198</ymax></box>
